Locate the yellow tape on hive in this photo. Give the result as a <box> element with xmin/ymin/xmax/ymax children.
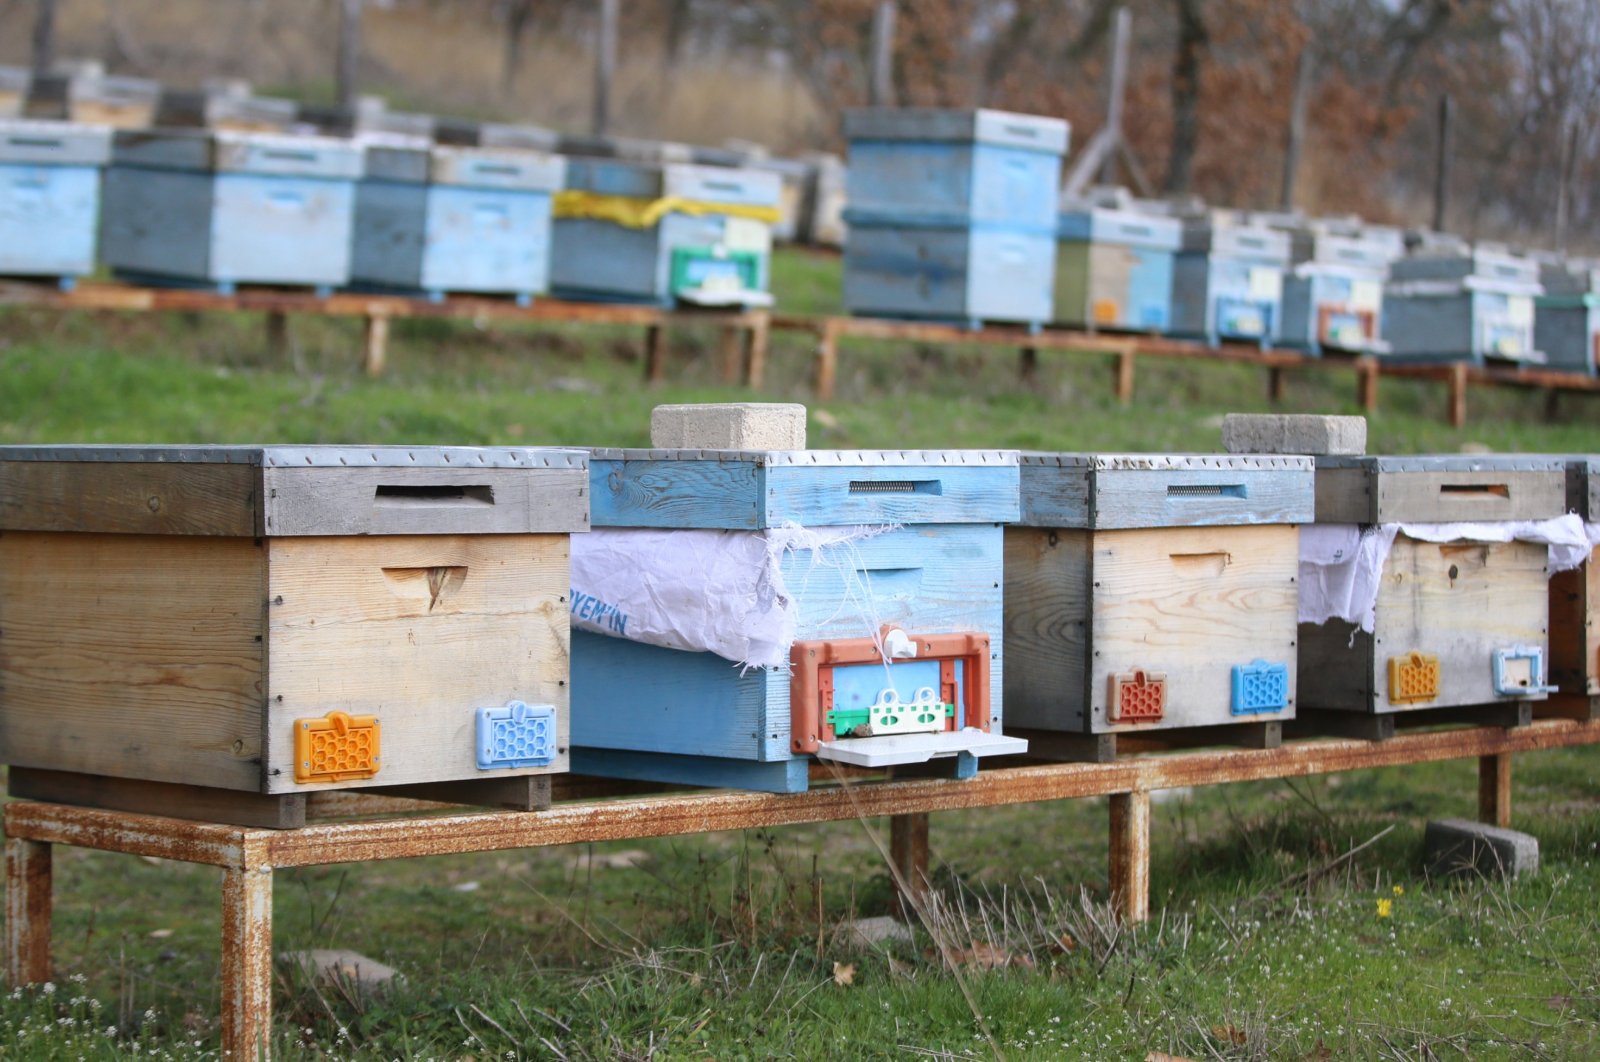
<box><xmin>552</xmin><ymin>190</ymin><xmax>781</xmax><ymax>229</ymax></box>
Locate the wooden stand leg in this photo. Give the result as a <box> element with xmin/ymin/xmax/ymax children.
<box><xmin>1018</xmin><ymin>346</ymin><xmax>1038</xmax><ymax>381</ymax></box>
<box><xmin>5</xmin><ymin>840</ymin><xmax>52</xmax><ymax>987</ymax></box>
<box><xmin>1113</xmin><ymin>347</ymin><xmax>1136</xmax><ymax>404</ymax></box>
<box><xmin>362</xmin><ymin>313</ymin><xmax>390</xmax><ymax>378</ymax></box>
<box><xmin>718</xmin><ymin>325</ymin><xmax>744</xmax><ymax>385</ymax></box>
<box><xmin>888</xmin><ymin>812</ymin><xmax>930</xmax><ymax>921</ymax></box>
<box><xmin>1448</xmin><ymin>362</ymin><xmax>1469</xmax><ymax>428</ymax></box>
<box><xmin>264</xmin><ymin>311</ymin><xmax>288</xmax><ymax>359</ymax></box>
<box><xmin>1268</xmin><ymin>365</ymin><xmax>1286</xmax><ymax>403</ymax></box>
<box><xmin>745</xmin><ymin>314</ymin><xmax>770</xmax><ymax>389</ymax></box>
<box><xmin>644</xmin><ymin>324</ymin><xmax>667</xmax><ymax>386</ymax></box>
<box><xmin>1356</xmin><ymin>356</ymin><xmax>1379</xmax><ymax>413</ymax></box>
<box><xmin>1478</xmin><ymin>753</ymin><xmax>1512</xmax><ymax>828</ymax></box>
<box><xmin>1108</xmin><ymin>791</ymin><xmax>1150</xmax><ymax>924</ymax></box>
<box><xmin>814</xmin><ymin>321</ymin><xmax>839</xmax><ymax>400</ymax></box>
<box><xmin>221</xmin><ymin>866</ymin><xmax>274</xmax><ymax>1062</ymax></box>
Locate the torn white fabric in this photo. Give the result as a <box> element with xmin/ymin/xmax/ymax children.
<box><xmin>1298</xmin><ymin>515</ymin><xmax>1596</xmax><ymax>632</ymax></box>
<box><xmin>570</xmin><ymin>524</ymin><xmax>898</xmax><ymax>668</ymax></box>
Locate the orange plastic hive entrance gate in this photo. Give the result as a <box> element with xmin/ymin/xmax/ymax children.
<box><xmin>789</xmin><ymin>630</ymin><xmax>991</xmax><ymax>755</ymax></box>
<box><xmin>1388</xmin><ymin>651</ymin><xmax>1441</xmax><ymax>705</ymax></box>
<box><xmin>294</xmin><ymin>711</ymin><xmax>381</xmax><ymax>783</ymax></box>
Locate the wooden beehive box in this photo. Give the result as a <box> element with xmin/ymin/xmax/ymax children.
<box><xmin>1005</xmin><ymin>454</ymin><xmax>1312</xmax><ymax>751</ymax></box>
<box><xmin>1300</xmin><ymin>455</ymin><xmax>1567</xmax><ymax>722</ymax></box>
<box><xmin>1385</xmin><ymin>249</ymin><xmax>1543</xmax><ymax>366</ymax></box>
<box><xmin>26</xmin><ymin>71</ymin><xmax>159</xmax><ymax>128</ymax></box>
<box><xmin>1275</xmin><ymin>229</ymin><xmax>1392</xmax><ymax>356</ymax></box>
<box><xmin>352</xmin><ymin>145</ymin><xmax>566</xmax><ymax>302</ymax></box>
<box><xmin>1054</xmin><ymin>206</ymin><xmax>1181</xmax><ymax>331</ymax></box>
<box><xmin>0</xmin><ymin>66</ymin><xmax>27</xmax><ymax>118</ymax></box>
<box><xmin>0</xmin><ymin>446</ymin><xmax>588</xmax><ymax>820</ymax></box>
<box><xmin>569</xmin><ymin>448</ymin><xmax>1025</xmax><ymax>793</ymax></box>
<box><xmin>1534</xmin><ymin>261</ymin><xmax>1600</xmax><ymax>378</ymax></box>
<box><xmin>548</xmin><ymin>158</ymin><xmax>781</xmax><ymax>308</ymax></box>
<box><xmin>1169</xmin><ymin>222</ymin><xmax>1292</xmax><ymax>346</ymax></box>
<box><xmin>1549</xmin><ymin>457</ymin><xmax>1599</xmax><ymax>715</ymax></box>
<box><xmin>100</xmin><ymin>130</ymin><xmax>364</xmax><ymax>292</ymax></box>
<box><xmin>0</xmin><ymin>120</ymin><xmax>112</xmax><ymax>283</ymax></box>
<box><xmin>842</xmin><ymin>108</ymin><xmax>1069</xmax><ymax>327</ymax></box>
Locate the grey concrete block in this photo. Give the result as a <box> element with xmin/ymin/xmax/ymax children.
<box><xmin>281</xmin><ymin>949</ymin><xmax>403</xmax><ymax>993</ymax></box>
<box><xmin>1424</xmin><ymin>818</ymin><xmax>1539</xmax><ymax>880</ymax></box>
<box><xmin>650</xmin><ymin>403</ymin><xmax>807</xmax><ymax>450</ymax></box>
<box><xmin>1221</xmin><ymin>413</ymin><xmax>1367</xmax><ymax>456</ymax></box>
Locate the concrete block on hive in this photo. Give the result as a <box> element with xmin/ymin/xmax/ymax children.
<box><xmin>1221</xmin><ymin>413</ymin><xmax>1367</xmax><ymax>456</ymax></box>
<box><xmin>650</xmin><ymin>403</ymin><xmax>808</xmax><ymax>450</ymax></box>
<box><xmin>1424</xmin><ymin>818</ymin><xmax>1539</xmax><ymax>880</ymax></box>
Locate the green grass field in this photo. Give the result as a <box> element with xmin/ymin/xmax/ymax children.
<box><xmin>0</xmin><ymin>249</ymin><xmax>1598</xmax><ymax>1059</ymax></box>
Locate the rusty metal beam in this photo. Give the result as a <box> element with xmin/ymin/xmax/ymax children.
<box><xmin>1108</xmin><ymin>791</ymin><xmax>1150</xmax><ymax>923</ymax></box>
<box><xmin>221</xmin><ymin>865</ymin><xmax>273</xmax><ymax>1061</ymax></box>
<box><xmin>4</xmin><ymin>840</ymin><xmax>52</xmax><ymax>986</ymax></box>
<box><xmin>8</xmin><ymin>720</ymin><xmax>1598</xmax><ymax>872</ymax></box>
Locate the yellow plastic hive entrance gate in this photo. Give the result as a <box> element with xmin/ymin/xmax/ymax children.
<box><xmin>1387</xmin><ymin>651</ymin><xmax>1441</xmax><ymax>705</ymax></box>
<box><xmin>1109</xmin><ymin>670</ymin><xmax>1167</xmax><ymax>724</ymax></box>
<box><xmin>294</xmin><ymin>711</ymin><xmax>381</xmax><ymax>783</ymax></box>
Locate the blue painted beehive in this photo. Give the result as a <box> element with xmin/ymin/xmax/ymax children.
<box><xmin>842</xmin><ymin>108</ymin><xmax>1070</xmax><ymax>328</ymax></box>
<box><xmin>0</xmin><ymin>120</ymin><xmax>112</xmax><ymax>286</ymax></box>
<box><xmin>1384</xmin><ymin>246</ymin><xmax>1544</xmax><ymax>365</ymax></box>
<box><xmin>548</xmin><ymin>159</ymin><xmax>781</xmax><ymax>307</ymax></box>
<box><xmin>1534</xmin><ymin>260</ymin><xmax>1599</xmax><ymax>377</ymax></box>
<box><xmin>351</xmin><ymin>145</ymin><xmax>566</xmax><ymax>303</ymax></box>
<box><xmin>1271</xmin><ymin>223</ymin><xmax>1396</xmax><ymax>356</ymax></box>
<box><xmin>568</xmin><ymin>447</ymin><xmax>1026</xmax><ymax>792</ymax></box>
<box><xmin>1005</xmin><ymin>454</ymin><xmax>1313</xmax><ymax>748</ymax></box>
<box><xmin>100</xmin><ymin>129</ymin><xmax>364</xmax><ymax>292</ymax></box>
<box><xmin>1054</xmin><ymin>202</ymin><xmax>1181</xmax><ymax>330</ymax></box>
<box><xmin>1168</xmin><ymin>220</ymin><xmax>1292</xmax><ymax>346</ymax></box>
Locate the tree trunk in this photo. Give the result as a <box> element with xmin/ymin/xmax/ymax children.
<box><xmin>501</xmin><ymin>0</ymin><xmax>536</xmax><ymax>95</ymax></box>
<box><xmin>1165</xmin><ymin>0</ymin><xmax>1208</xmax><ymax>195</ymax></box>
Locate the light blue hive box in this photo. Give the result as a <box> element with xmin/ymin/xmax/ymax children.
<box><xmin>842</xmin><ymin>108</ymin><xmax>1069</xmax><ymax>328</ymax></box>
<box><xmin>352</xmin><ymin>144</ymin><xmax>566</xmax><ymax>304</ymax></box>
<box><xmin>548</xmin><ymin>158</ymin><xmax>781</xmax><ymax>308</ymax></box>
<box><xmin>570</xmin><ymin>447</ymin><xmax>1027</xmax><ymax>792</ymax></box>
<box><xmin>1054</xmin><ymin>202</ymin><xmax>1181</xmax><ymax>331</ymax></box>
<box><xmin>0</xmin><ymin>119</ymin><xmax>112</xmax><ymax>288</ymax></box>
<box><xmin>100</xmin><ymin>129</ymin><xmax>364</xmax><ymax>293</ymax></box>
<box><xmin>1534</xmin><ymin>260</ymin><xmax>1600</xmax><ymax>377</ymax></box>
<box><xmin>1169</xmin><ymin>220</ymin><xmax>1292</xmax><ymax>347</ymax></box>
<box><xmin>1270</xmin><ymin>224</ymin><xmax>1397</xmax><ymax>356</ymax></box>
<box><xmin>1384</xmin><ymin>246</ymin><xmax>1544</xmax><ymax>365</ymax></box>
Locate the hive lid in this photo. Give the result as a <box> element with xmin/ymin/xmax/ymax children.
<box><xmin>1056</xmin><ymin>207</ymin><xmax>1182</xmax><ymax>251</ymax></box>
<box><xmin>111</xmin><ymin>129</ymin><xmax>365</xmax><ymax>178</ymax></box>
<box><xmin>0</xmin><ymin>118</ymin><xmax>113</xmax><ymax>164</ymax></box>
<box><xmin>1016</xmin><ymin>452</ymin><xmax>1315</xmax><ymax>529</ymax></box>
<box><xmin>843</xmin><ymin>107</ymin><xmax>1070</xmax><ymax>156</ymax></box>
<box><xmin>1180</xmin><ymin>223</ymin><xmax>1292</xmax><ymax>262</ymax></box>
<box><xmin>363</xmin><ymin>144</ymin><xmax>566</xmax><ymax>191</ymax></box>
<box><xmin>1311</xmin><ymin>454</ymin><xmax>1569</xmax><ymax>524</ymax></box>
<box><xmin>0</xmin><ymin>445</ymin><xmax>590</xmax><ymax>536</ymax></box>
<box><xmin>588</xmin><ymin>449</ymin><xmax>1020</xmax><ymax>529</ymax></box>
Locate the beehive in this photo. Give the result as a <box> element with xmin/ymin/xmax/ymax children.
<box><xmin>548</xmin><ymin>158</ymin><xmax>781</xmax><ymax>307</ymax></box>
<box><xmin>0</xmin><ymin>445</ymin><xmax>588</xmax><ymax>802</ymax></box>
<box><xmin>0</xmin><ymin>66</ymin><xmax>27</xmax><ymax>118</ymax></box>
<box><xmin>25</xmin><ymin>68</ymin><xmax>159</xmax><ymax>128</ymax></box>
<box><xmin>1054</xmin><ymin>204</ymin><xmax>1181</xmax><ymax>331</ymax></box>
<box><xmin>569</xmin><ymin>448</ymin><xmax>1025</xmax><ymax>792</ymax></box>
<box><xmin>1385</xmin><ymin>247</ymin><xmax>1544</xmax><ymax>365</ymax></box>
<box><xmin>352</xmin><ymin>145</ymin><xmax>566</xmax><ymax>302</ymax></box>
<box><xmin>1299</xmin><ymin>455</ymin><xmax>1567</xmax><ymax>716</ymax></box>
<box><xmin>153</xmin><ymin>83</ymin><xmax>298</xmax><ymax>134</ymax></box>
<box><xmin>1005</xmin><ymin>454</ymin><xmax>1312</xmax><ymax>739</ymax></box>
<box><xmin>100</xmin><ymin>130</ymin><xmax>364</xmax><ymax>292</ymax></box>
<box><xmin>1272</xmin><ymin>225</ymin><xmax>1395</xmax><ymax>355</ymax></box>
<box><xmin>1169</xmin><ymin>221</ymin><xmax>1292</xmax><ymax>346</ymax></box>
<box><xmin>0</xmin><ymin>120</ymin><xmax>112</xmax><ymax>284</ymax></box>
<box><xmin>842</xmin><ymin>108</ymin><xmax>1069</xmax><ymax>327</ymax></box>
<box><xmin>1534</xmin><ymin>261</ymin><xmax>1600</xmax><ymax>377</ymax></box>
<box><xmin>1549</xmin><ymin>457</ymin><xmax>1600</xmax><ymax>711</ymax></box>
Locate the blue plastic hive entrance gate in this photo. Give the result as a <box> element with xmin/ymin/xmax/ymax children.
<box><xmin>1231</xmin><ymin>659</ymin><xmax>1291</xmax><ymax>715</ymax></box>
<box><xmin>476</xmin><ymin>700</ymin><xmax>557</xmax><ymax>770</ymax></box>
<box><xmin>1491</xmin><ymin>646</ymin><xmax>1557</xmax><ymax>698</ymax></box>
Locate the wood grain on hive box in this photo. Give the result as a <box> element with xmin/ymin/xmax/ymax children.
<box><xmin>1005</xmin><ymin>524</ymin><xmax>1298</xmax><ymax>733</ymax></box>
<box><xmin>0</xmin><ymin>531</ymin><xmax>571</xmax><ymax>792</ymax></box>
<box><xmin>1299</xmin><ymin>536</ymin><xmax>1550</xmax><ymax>713</ymax></box>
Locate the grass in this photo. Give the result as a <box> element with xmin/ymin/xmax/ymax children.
<box><xmin>0</xmin><ymin>248</ymin><xmax>1598</xmax><ymax>1059</ymax></box>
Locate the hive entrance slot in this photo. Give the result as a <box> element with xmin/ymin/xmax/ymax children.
<box><xmin>1167</xmin><ymin>484</ymin><xmax>1246</xmax><ymax>498</ymax></box>
<box><xmin>1439</xmin><ymin>483</ymin><xmax>1509</xmax><ymax>499</ymax></box>
<box><xmin>373</xmin><ymin>484</ymin><xmax>495</xmax><ymax>507</ymax></box>
<box><xmin>848</xmin><ymin>480</ymin><xmax>941</xmax><ymax>495</ymax></box>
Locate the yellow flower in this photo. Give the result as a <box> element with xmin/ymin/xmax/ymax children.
<box><xmin>1376</xmin><ymin>898</ymin><xmax>1393</xmax><ymax>918</ymax></box>
<box><xmin>1393</xmin><ymin>885</ymin><xmax>1405</xmax><ymax>897</ymax></box>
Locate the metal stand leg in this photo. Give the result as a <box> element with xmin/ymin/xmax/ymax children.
<box><xmin>1109</xmin><ymin>791</ymin><xmax>1150</xmax><ymax>924</ymax></box>
<box><xmin>889</xmin><ymin>812</ymin><xmax>930</xmax><ymax>921</ymax></box>
<box><xmin>1479</xmin><ymin>753</ymin><xmax>1512</xmax><ymax>828</ymax></box>
<box><xmin>4</xmin><ymin>839</ymin><xmax>52</xmax><ymax>986</ymax></box>
<box><xmin>221</xmin><ymin>866</ymin><xmax>274</xmax><ymax>1062</ymax></box>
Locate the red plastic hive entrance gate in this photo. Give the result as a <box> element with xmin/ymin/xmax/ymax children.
<box><xmin>1318</xmin><ymin>306</ymin><xmax>1378</xmax><ymax>345</ymax></box>
<box><xmin>790</xmin><ymin>629</ymin><xmax>991</xmax><ymax>755</ymax></box>
<box><xmin>1108</xmin><ymin>670</ymin><xmax>1167</xmax><ymax>724</ymax></box>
